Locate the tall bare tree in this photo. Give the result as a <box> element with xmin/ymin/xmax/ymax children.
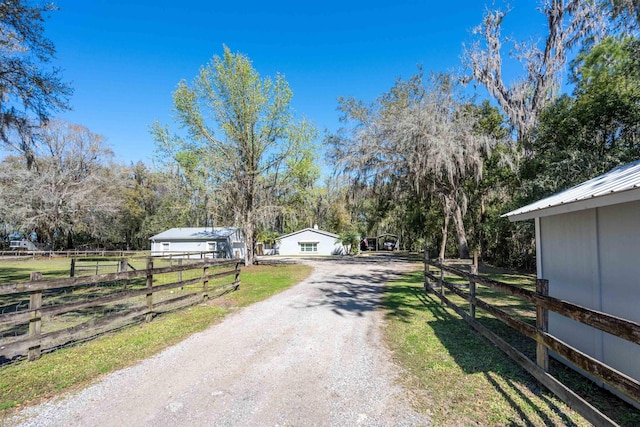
<box><xmin>463</xmin><ymin>0</ymin><xmax>604</xmax><ymax>146</ymax></box>
<box><xmin>0</xmin><ymin>120</ymin><xmax>118</xmax><ymax>249</ymax></box>
<box><xmin>154</xmin><ymin>46</ymin><xmax>317</xmax><ymax>265</ymax></box>
<box><xmin>329</xmin><ymin>72</ymin><xmax>499</xmax><ymax>258</ymax></box>
<box><xmin>604</xmin><ymin>0</ymin><xmax>640</xmax><ymax>29</ymax></box>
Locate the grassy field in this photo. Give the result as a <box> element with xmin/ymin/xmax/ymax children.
<box><xmin>0</xmin><ymin>256</ymin><xmax>244</xmax><ymax>340</ymax></box>
<box><xmin>0</xmin><ymin>258</ymin><xmax>312</xmax><ymax>415</ymax></box>
<box><xmin>383</xmin><ymin>268</ymin><xmax>640</xmax><ymax>426</ymax></box>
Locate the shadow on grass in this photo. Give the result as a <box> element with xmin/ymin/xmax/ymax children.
<box><xmin>0</xmin><ymin>266</ymin><xmax>70</xmax><ymax>283</ymax></box>
<box><xmin>386</xmin><ymin>279</ymin><xmax>580</xmax><ymax>425</ymax></box>
<box><xmin>385</xmin><ymin>274</ymin><xmax>640</xmax><ymax>426</ymax></box>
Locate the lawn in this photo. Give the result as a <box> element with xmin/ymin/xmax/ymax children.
<box><xmin>0</xmin><ymin>259</ymin><xmax>312</xmax><ymax>415</ymax></box>
<box><xmin>383</xmin><ymin>268</ymin><xmax>640</xmax><ymax>426</ymax></box>
<box><xmin>0</xmin><ymin>256</ymin><xmax>242</xmax><ymax>342</ymax></box>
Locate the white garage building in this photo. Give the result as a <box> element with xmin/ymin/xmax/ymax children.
<box><xmin>278</xmin><ymin>227</ymin><xmax>345</xmax><ymax>256</ymax></box>
<box><xmin>504</xmin><ymin>160</ymin><xmax>640</xmax><ymax>407</ymax></box>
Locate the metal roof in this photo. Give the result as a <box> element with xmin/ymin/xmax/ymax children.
<box><xmin>504</xmin><ymin>159</ymin><xmax>640</xmax><ymax>221</ymax></box>
<box><xmin>149</xmin><ymin>227</ymin><xmax>241</xmax><ymax>241</ymax></box>
<box><xmin>278</xmin><ymin>227</ymin><xmax>339</xmax><ymax>240</ymax></box>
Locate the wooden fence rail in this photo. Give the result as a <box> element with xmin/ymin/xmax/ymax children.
<box><xmin>0</xmin><ymin>250</ymin><xmax>144</xmax><ymax>258</ymax></box>
<box><xmin>0</xmin><ymin>257</ymin><xmax>241</xmax><ymax>362</ymax></box>
<box><xmin>0</xmin><ymin>250</ymin><xmax>224</xmax><ymax>260</ymax></box>
<box><xmin>424</xmin><ymin>255</ymin><xmax>640</xmax><ymax>427</ymax></box>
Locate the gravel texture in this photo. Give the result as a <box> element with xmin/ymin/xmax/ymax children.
<box><xmin>8</xmin><ymin>256</ymin><xmax>430</xmax><ymax>427</ymax></box>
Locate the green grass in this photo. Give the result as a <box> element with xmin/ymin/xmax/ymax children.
<box><xmin>0</xmin><ymin>304</ymin><xmax>227</xmax><ymax>412</ymax></box>
<box><xmin>0</xmin><ymin>255</ymin><xmax>212</xmax><ymax>283</ymax></box>
<box><xmin>0</xmin><ymin>257</ymin><xmax>243</xmax><ymax>339</ymax></box>
<box><xmin>0</xmin><ymin>261</ymin><xmax>312</xmax><ymax>415</ymax></box>
<box><xmin>0</xmin><ymin>257</ymin><xmax>73</xmax><ymax>282</ymax></box>
<box><xmin>383</xmin><ymin>269</ymin><xmax>640</xmax><ymax>426</ymax></box>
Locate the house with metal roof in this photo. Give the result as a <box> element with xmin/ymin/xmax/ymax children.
<box><xmin>149</xmin><ymin>227</ymin><xmax>245</xmax><ymax>259</ymax></box>
<box><xmin>503</xmin><ymin>160</ymin><xmax>640</xmax><ymax>407</ymax></box>
<box><xmin>277</xmin><ymin>226</ymin><xmax>345</xmax><ymax>256</ymax></box>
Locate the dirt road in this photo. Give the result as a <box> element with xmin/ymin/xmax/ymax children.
<box><xmin>9</xmin><ymin>256</ymin><xmax>430</xmax><ymax>427</ymax></box>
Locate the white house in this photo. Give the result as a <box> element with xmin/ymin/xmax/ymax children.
<box><xmin>9</xmin><ymin>240</ymin><xmax>38</xmax><ymax>251</ymax></box>
<box><xmin>149</xmin><ymin>227</ymin><xmax>245</xmax><ymax>259</ymax></box>
<box><xmin>278</xmin><ymin>227</ymin><xmax>345</xmax><ymax>256</ymax></box>
<box><xmin>504</xmin><ymin>160</ymin><xmax>640</xmax><ymax>407</ymax></box>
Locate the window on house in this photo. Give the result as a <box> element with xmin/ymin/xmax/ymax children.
<box><xmin>206</xmin><ymin>241</ymin><xmax>217</xmax><ymax>252</ymax></box>
<box><xmin>161</xmin><ymin>242</ymin><xmax>170</xmax><ymax>252</ymax></box>
<box><xmin>299</xmin><ymin>242</ymin><xmax>318</xmax><ymax>253</ymax></box>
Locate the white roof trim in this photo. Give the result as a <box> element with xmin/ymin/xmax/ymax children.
<box><xmin>278</xmin><ymin>227</ymin><xmax>339</xmax><ymax>240</ymax></box>
<box><xmin>298</xmin><ymin>240</ymin><xmax>320</xmax><ymax>244</ymax></box>
<box><xmin>149</xmin><ymin>227</ymin><xmax>241</xmax><ymax>240</ymax></box>
<box><xmin>504</xmin><ymin>160</ymin><xmax>640</xmax><ymax>222</ymax></box>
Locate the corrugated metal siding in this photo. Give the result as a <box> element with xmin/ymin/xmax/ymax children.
<box><xmin>538</xmin><ymin>200</ymin><xmax>640</xmax><ymax>406</ymax></box>
<box><xmin>541</xmin><ymin>211</ymin><xmax>601</xmax><ymax>364</ymax></box>
<box><xmin>597</xmin><ymin>200</ymin><xmax>640</xmax><ymax>384</ymax></box>
<box><xmin>504</xmin><ymin>159</ymin><xmax>640</xmax><ymax>218</ymax></box>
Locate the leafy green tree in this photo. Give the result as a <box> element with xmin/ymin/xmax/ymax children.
<box><xmin>527</xmin><ymin>36</ymin><xmax>640</xmax><ymax>199</ymax></box>
<box><xmin>111</xmin><ymin>162</ymin><xmax>165</xmax><ymax>250</ymax></box>
<box><xmin>154</xmin><ymin>46</ymin><xmax>317</xmax><ymax>265</ymax></box>
<box><xmin>152</xmin><ymin>122</ymin><xmax>221</xmax><ymax>228</ymax></box>
<box><xmin>336</xmin><ymin>229</ymin><xmax>360</xmax><ymax>255</ymax></box>
<box><xmin>268</xmin><ymin>144</ymin><xmax>320</xmax><ymax>234</ymax></box>
<box><xmin>0</xmin><ymin>0</ymin><xmax>71</xmax><ymax>167</ymax></box>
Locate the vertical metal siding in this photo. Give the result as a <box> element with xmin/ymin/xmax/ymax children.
<box><xmin>597</xmin><ymin>200</ymin><xmax>640</xmax><ymax>382</ymax></box>
<box><xmin>541</xmin><ymin>210</ymin><xmax>600</xmax><ymax>359</ymax></box>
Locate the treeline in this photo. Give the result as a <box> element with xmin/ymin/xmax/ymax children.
<box><xmin>326</xmin><ymin>2</ymin><xmax>640</xmax><ymax>268</ymax></box>
<box><xmin>0</xmin><ymin>1</ymin><xmax>639</xmax><ymax>269</ymax></box>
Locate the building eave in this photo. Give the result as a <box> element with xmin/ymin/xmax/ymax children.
<box><xmin>505</xmin><ymin>187</ymin><xmax>640</xmax><ymax>222</ymax></box>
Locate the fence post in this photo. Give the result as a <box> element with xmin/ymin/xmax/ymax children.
<box><xmin>423</xmin><ymin>249</ymin><xmax>431</xmax><ymax>292</ymax></box>
<box><xmin>70</xmin><ymin>258</ymin><xmax>76</xmax><ymax>277</ymax></box>
<box><xmin>470</xmin><ymin>251</ymin><xmax>478</xmax><ymax>319</ymax></box>
<box><xmin>234</xmin><ymin>262</ymin><xmax>241</xmax><ymax>288</ymax></box>
<box><xmin>439</xmin><ymin>258</ymin><xmax>445</xmax><ymax>300</ymax></box>
<box><xmin>178</xmin><ymin>258</ymin><xmax>183</xmax><ymax>290</ymax></box>
<box><xmin>202</xmin><ymin>265</ymin><xmax>209</xmax><ymax>299</ymax></box>
<box><xmin>120</xmin><ymin>258</ymin><xmax>129</xmax><ymax>289</ymax></box>
<box><xmin>28</xmin><ymin>272</ymin><xmax>43</xmax><ymax>361</ymax></box>
<box><xmin>536</xmin><ymin>278</ymin><xmax>550</xmax><ymax>371</ymax></box>
<box><xmin>145</xmin><ymin>260</ymin><xmax>154</xmax><ymax>322</ymax></box>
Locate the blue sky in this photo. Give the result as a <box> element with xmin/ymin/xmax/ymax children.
<box><xmin>43</xmin><ymin>1</ymin><xmax>547</xmax><ymax>166</ymax></box>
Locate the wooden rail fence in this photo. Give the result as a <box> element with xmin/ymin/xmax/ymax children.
<box><xmin>423</xmin><ymin>253</ymin><xmax>640</xmax><ymax>427</ymax></box>
<box><xmin>0</xmin><ymin>257</ymin><xmax>241</xmax><ymax>362</ymax></box>
<box><xmin>0</xmin><ymin>250</ymin><xmax>145</xmax><ymax>259</ymax></box>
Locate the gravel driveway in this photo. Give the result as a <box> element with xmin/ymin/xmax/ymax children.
<box><xmin>9</xmin><ymin>256</ymin><xmax>430</xmax><ymax>427</ymax></box>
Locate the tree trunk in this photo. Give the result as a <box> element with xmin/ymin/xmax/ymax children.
<box><xmin>451</xmin><ymin>201</ymin><xmax>470</xmax><ymax>259</ymax></box>
<box><xmin>439</xmin><ymin>213</ymin><xmax>450</xmax><ymax>260</ymax></box>
<box><xmin>66</xmin><ymin>230</ymin><xmax>74</xmax><ymax>250</ymax></box>
<box><xmin>243</xmin><ymin>201</ymin><xmax>259</xmax><ymax>266</ymax></box>
<box><xmin>244</xmin><ymin>218</ymin><xmax>254</xmax><ymax>266</ymax></box>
